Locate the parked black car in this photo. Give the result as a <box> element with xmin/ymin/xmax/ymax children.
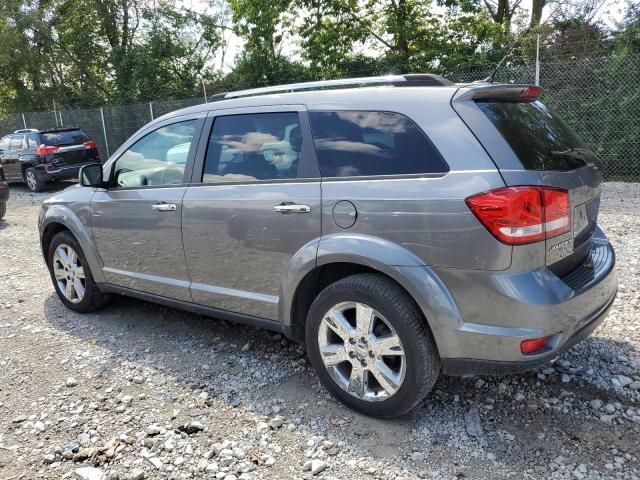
<box><xmin>0</xmin><ymin>128</ymin><xmax>100</xmax><ymax>192</ymax></box>
<box><xmin>0</xmin><ymin>163</ymin><xmax>8</xmax><ymax>219</ymax></box>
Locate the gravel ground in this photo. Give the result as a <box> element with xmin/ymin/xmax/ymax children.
<box><xmin>0</xmin><ymin>182</ymin><xmax>638</xmax><ymax>480</ymax></box>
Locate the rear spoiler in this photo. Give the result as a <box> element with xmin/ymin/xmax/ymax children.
<box><xmin>40</xmin><ymin>127</ymin><xmax>82</xmax><ymax>134</ymax></box>
<box><xmin>454</xmin><ymin>84</ymin><xmax>543</xmax><ymax>103</ymax></box>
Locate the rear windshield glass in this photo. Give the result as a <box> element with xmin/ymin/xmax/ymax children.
<box><xmin>476</xmin><ymin>101</ymin><xmax>602</xmax><ymax>171</ymax></box>
<box><xmin>40</xmin><ymin>130</ymin><xmax>89</xmax><ymax>146</ymax></box>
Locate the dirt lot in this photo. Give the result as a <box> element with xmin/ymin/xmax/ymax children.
<box><xmin>0</xmin><ymin>182</ymin><xmax>638</xmax><ymax>480</ymax></box>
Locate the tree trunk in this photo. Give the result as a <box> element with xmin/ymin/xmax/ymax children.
<box><xmin>530</xmin><ymin>0</ymin><xmax>546</xmax><ymax>28</ymax></box>
<box><xmin>394</xmin><ymin>0</ymin><xmax>410</xmax><ymax>72</ymax></box>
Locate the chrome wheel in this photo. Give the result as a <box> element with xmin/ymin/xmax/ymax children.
<box><xmin>52</xmin><ymin>243</ymin><xmax>86</xmax><ymax>304</ymax></box>
<box><xmin>317</xmin><ymin>301</ymin><xmax>406</xmax><ymax>402</ymax></box>
<box><xmin>26</xmin><ymin>170</ymin><xmax>38</xmax><ymax>191</ymax></box>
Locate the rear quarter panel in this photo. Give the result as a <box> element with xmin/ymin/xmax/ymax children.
<box><xmin>311</xmin><ymin>90</ymin><xmax>510</xmax><ymax>270</ymax></box>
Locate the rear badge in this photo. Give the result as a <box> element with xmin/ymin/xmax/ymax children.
<box><xmin>550</xmin><ymin>239</ymin><xmax>572</xmax><ymax>252</ymax></box>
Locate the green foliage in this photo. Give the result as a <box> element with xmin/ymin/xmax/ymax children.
<box><xmin>0</xmin><ymin>0</ymin><xmax>639</xmax><ymax>114</ymax></box>
<box><xmin>0</xmin><ymin>0</ymin><xmax>226</xmax><ymax>110</ymax></box>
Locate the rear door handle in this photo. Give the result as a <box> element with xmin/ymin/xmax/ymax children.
<box><xmin>273</xmin><ymin>203</ymin><xmax>311</xmax><ymax>214</ymax></box>
<box><xmin>151</xmin><ymin>203</ymin><xmax>177</xmax><ymax>212</ymax></box>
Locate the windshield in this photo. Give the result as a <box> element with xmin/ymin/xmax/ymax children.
<box><xmin>476</xmin><ymin>101</ymin><xmax>603</xmax><ymax>172</ymax></box>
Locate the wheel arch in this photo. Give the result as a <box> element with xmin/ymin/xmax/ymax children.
<box><xmin>20</xmin><ymin>158</ymin><xmax>38</xmax><ymax>178</ymax></box>
<box><xmin>40</xmin><ymin>205</ymin><xmax>105</xmax><ymax>283</ymax></box>
<box><xmin>281</xmin><ymin>235</ymin><xmax>462</xmax><ymax>356</ymax></box>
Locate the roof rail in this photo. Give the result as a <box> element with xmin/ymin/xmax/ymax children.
<box><xmin>13</xmin><ymin>128</ymin><xmax>39</xmax><ymax>134</ymax></box>
<box><xmin>219</xmin><ymin>74</ymin><xmax>453</xmax><ymax>100</ymax></box>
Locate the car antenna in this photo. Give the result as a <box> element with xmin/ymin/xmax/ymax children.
<box><xmin>482</xmin><ymin>5</ymin><xmax>563</xmax><ymax>84</ymax></box>
<box><xmin>482</xmin><ymin>29</ymin><xmax>531</xmax><ymax>83</ymax></box>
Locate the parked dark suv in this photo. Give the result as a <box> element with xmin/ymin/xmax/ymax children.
<box><xmin>39</xmin><ymin>75</ymin><xmax>617</xmax><ymax>417</ymax></box>
<box><xmin>0</xmin><ymin>163</ymin><xmax>8</xmax><ymax>219</ymax></box>
<box><xmin>0</xmin><ymin>128</ymin><xmax>100</xmax><ymax>192</ymax></box>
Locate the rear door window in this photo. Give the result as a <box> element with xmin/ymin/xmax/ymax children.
<box><xmin>40</xmin><ymin>129</ymin><xmax>89</xmax><ymax>146</ymax></box>
<box><xmin>476</xmin><ymin>101</ymin><xmax>602</xmax><ymax>171</ymax></box>
<box><xmin>203</xmin><ymin>112</ymin><xmax>303</xmax><ymax>183</ymax></box>
<box><xmin>308</xmin><ymin>111</ymin><xmax>448</xmax><ymax>178</ymax></box>
<box><xmin>9</xmin><ymin>136</ymin><xmax>23</xmax><ymax>150</ymax></box>
<box><xmin>0</xmin><ymin>136</ymin><xmax>10</xmax><ymax>151</ymax></box>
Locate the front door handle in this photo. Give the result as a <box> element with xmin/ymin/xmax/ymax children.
<box><xmin>151</xmin><ymin>203</ymin><xmax>177</xmax><ymax>212</ymax></box>
<box><xmin>273</xmin><ymin>203</ymin><xmax>311</xmax><ymax>214</ymax></box>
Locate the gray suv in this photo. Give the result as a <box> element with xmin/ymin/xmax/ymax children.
<box><xmin>38</xmin><ymin>75</ymin><xmax>617</xmax><ymax>417</ymax></box>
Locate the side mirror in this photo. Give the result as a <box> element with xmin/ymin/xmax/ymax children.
<box><xmin>79</xmin><ymin>163</ymin><xmax>104</xmax><ymax>187</ymax></box>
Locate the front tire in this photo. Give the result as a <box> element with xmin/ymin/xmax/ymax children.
<box><xmin>305</xmin><ymin>273</ymin><xmax>440</xmax><ymax>418</ymax></box>
<box><xmin>47</xmin><ymin>231</ymin><xmax>109</xmax><ymax>313</ymax></box>
<box><xmin>0</xmin><ymin>202</ymin><xmax>5</xmax><ymax>219</ymax></box>
<box><xmin>25</xmin><ymin>167</ymin><xmax>45</xmax><ymax>192</ymax></box>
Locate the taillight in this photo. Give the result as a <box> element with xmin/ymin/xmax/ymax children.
<box><xmin>83</xmin><ymin>141</ymin><xmax>97</xmax><ymax>150</ymax></box>
<box><xmin>36</xmin><ymin>145</ymin><xmax>60</xmax><ymax>156</ymax></box>
<box><xmin>466</xmin><ymin>186</ymin><xmax>570</xmax><ymax>245</ymax></box>
<box><xmin>541</xmin><ymin>188</ymin><xmax>570</xmax><ymax>237</ymax></box>
<box><xmin>517</xmin><ymin>86</ymin><xmax>543</xmax><ymax>102</ymax></box>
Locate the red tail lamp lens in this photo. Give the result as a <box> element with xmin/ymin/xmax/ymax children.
<box><xmin>466</xmin><ymin>186</ymin><xmax>570</xmax><ymax>245</ymax></box>
<box><xmin>518</xmin><ymin>86</ymin><xmax>543</xmax><ymax>102</ymax></box>
<box><xmin>36</xmin><ymin>145</ymin><xmax>59</xmax><ymax>156</ymax></box>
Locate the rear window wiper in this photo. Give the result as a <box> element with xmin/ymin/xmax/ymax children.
<box><xmin>546</xmin><ymin>147</ymin><xmax>603</xmax><ymax>171</ymax></box>
<box><xmin>548</xmin><ymin>147</ymin><xmax>592</xmax><ymax>158</ymax></box>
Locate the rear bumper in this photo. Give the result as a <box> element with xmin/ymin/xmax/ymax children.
<box><xmin>37</xmin><ymin>162</ymin><xmax>90</xmax><ymax>181</ymax></box>
<box><xmin>429</xmin><ymin>227</ymin><xmax>617</xmax><ymax>375</ymax></box>
<box><xmin>441</xmin><ymin>289</ymin><xmax>616</xmax><ymax>375</ymax></box>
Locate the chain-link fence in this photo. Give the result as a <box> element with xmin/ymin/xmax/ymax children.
<box><xmin>445</xmin><ymin>55</ymin><xmax>640</xmax><ymax>181</ymax></box>
<box><xmin>1</xmin><ymin>53</ymin><xmax>639</xmax><ymax>180</ymax></box>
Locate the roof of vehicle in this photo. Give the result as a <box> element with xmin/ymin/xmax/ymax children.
<box><xmin>156</xmin><ymin>75</ymin><xmax>467</xmax><ymax>124</ymax></box>
<box><xmin>39</xmin><ymin>127</ymin><xmax>85</xmax><ymax>134</ymax></box>
<box><xmin>11</xmin><ymin>127</ymin><xmax>85</xmax><ymax>135</ymax></box>
<box><xmin>13</xmin><ymin>128</ymin><xmax>39</xmax><ymax>134</ymax></box>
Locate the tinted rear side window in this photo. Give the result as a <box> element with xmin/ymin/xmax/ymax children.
<box><xmin>309</xmin><ymin>111</ymin><xmax>448</xmax><ymax>177</ymax></box>
<box><xmin>476</xmin><ymin>101</ymin><xmax>601</xmax><ymax>171</ymax></box>
<box><xmin>40</xmin><ymin>129</ymin><xmax>89</xmax><ymax>146</ymax></box>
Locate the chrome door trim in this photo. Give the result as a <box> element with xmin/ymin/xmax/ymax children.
<box><xmin>190</xmin><ymin>282</ymin><xmax>279</xmax><ymax>304</ymax></box>
<box><xmin>102</xmin><ymin>267</ymin><xmax>191</xmax><ymax>289</ymax></box>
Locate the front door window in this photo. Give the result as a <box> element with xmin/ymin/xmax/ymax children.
<box><xmin>113</xmin><ymin>120</ymin><xmax>197</xmax><ymax>188</ymax></box>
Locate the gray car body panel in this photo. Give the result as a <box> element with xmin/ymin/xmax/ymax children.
<box><xmin>39</xmin><ymin>185</ymin><xmax>106</xmax><ymax>284</ymax></box>
<box><xmin>38</xmin><ymin>83</ymin><xmax>618</xmax><ymax>373</ymax></box>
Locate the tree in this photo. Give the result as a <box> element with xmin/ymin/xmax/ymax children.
<box><xmin>295</xmin><ymin>0</ymin><xmax>370</xmax><ymax>76</ymax></box>
<box><xmin>484</xmin><ymin>0</ymin><xmax>521</xmax><ymax>31</ymax></box>
<box><xmin>530</xmin><ymin>0</ymin><xmax>546</xmax><ymax>28</ymax></box>
<box><xmin>0</xmin><ymin>0</ymin><xmax>227</xmax><ymax>110</ymax></box>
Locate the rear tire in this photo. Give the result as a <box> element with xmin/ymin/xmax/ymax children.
<box><xmin>0</xmin><ymin>202</ymin><xmax>5</xmax><ymax>219</ymax></box>
<box><xmin>47</xmin><ymin>231</ymin><xmax>110</xmax><ymax>313</ymax></box>
<box><xmin>305</xmin><ymin>273</ymin><xmax>440</xmax><ymax>418</ymax></box>
<box><xmin>25</xmin><ymin>167</ymin><xmax>45</xmax><ymax>192</ymax></box>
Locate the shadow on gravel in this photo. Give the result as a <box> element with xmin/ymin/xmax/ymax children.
<box><xmin>42</xmin><ymin>292</ymin><xmax>640</xmax><ymax>475</ymax></box>
<box><xmin>7</xmin><ymin>180</ymin><xmax>76</xmax><ymax>196</ymax></box>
